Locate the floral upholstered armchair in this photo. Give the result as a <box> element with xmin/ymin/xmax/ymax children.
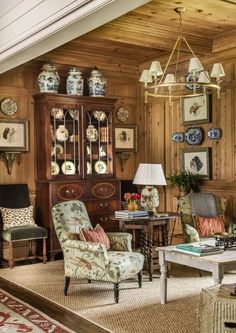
<box><xmin>178</xmin><ymin>192</ymin><xmax>236</xmax><ymax>243</ymax></box>
<box><xmin>52</xmin><ymin>200</ymin><xmax>145</xmax><ymax>303</ymax></box>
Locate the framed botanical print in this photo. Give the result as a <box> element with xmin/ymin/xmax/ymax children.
<box><xmin>115</xmin><ymin>125</ymin><xmax>137</xmax><ymax>152</ymax></box>
<box><xmin>0</xmin><ymin>119</ymin><xmax>29</xmax><ymax>151</ymax></box>
<box><xmin>180</xmin><ymin>147</ymin><xmax>211</xmax><ymax>179</ymax></box>
<box><xmin>181</xmin><ymin>95</ymin><xmax>212</xmax><ymax>125</ymax></box>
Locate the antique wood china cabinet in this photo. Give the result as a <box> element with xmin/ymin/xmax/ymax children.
<box><xmin>34</xmin><ymin>93</ymin><xmax>120</xmax><ymax>259</ymax></box>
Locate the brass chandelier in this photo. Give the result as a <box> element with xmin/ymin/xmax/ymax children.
<box><xmin>139</xmin><ymin>7</ymin><xmax>225</xmax><ymax>104</ymax></box>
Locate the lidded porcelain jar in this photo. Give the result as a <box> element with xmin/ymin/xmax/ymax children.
<box><xmin>86</xmin><ymin>125</ymin><xmax>98</xmax><ymax>142</ymax></box>
<box><xmin>87</xmin><ymin>67</ymin><xmax>106</xmax><ymax>97</ymax></box>
<box><xmin>37</xmin><ymin>63</ymin><xmax>60</xmax><ymax>93</ymax></box>
<box><xmin>66</xmin><ymin>67</ymin><xmax>84</xmax><ymax>95</ymax></box>
<box><xmin>56</xmin><ymin>125</ymin><xmax>69</xmax><ymax>142</ymax></box>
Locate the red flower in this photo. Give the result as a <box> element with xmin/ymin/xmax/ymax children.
<box><xmin>124</xmin><ymin>192</ymin><xmax>141</xmax><ymax>201</ymax></box>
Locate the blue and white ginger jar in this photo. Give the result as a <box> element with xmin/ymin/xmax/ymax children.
<box><xmin>88</xmin><ymin>68</ymin><xmax>106</xmax><ymax>97</ymax></box>
<box><xmin>66</xmin><ymin>67</ymin><xmax>84</xmax><ymax>95</ymax></box>
<box><xmin>38</xmin><ymin>63</ymin><xmax>60</xmax><ymax>93</ymax></box>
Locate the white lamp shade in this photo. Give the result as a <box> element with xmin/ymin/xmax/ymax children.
<box><xmin>198</xmin><ymin>71</ymin><xmax>211</xmax><ymax>83</ymax></box>
<box><xmin>149</xmin><ymin>61</ymin><xmax>163</xmax><ymax>76</ymax></box>
<box><xmin>139</xmin><ymin>69</ymin><xmax>153</xmax><ymax>83</ymax></box>
<box><xmin>163</xmin><ymin>74</ymin><xmax>176</xmax><ymax>84</ymax></box>
<box><xmin>210</xmin><ymin>63</ymin><xmax>225</xmax><ymax>78</ymax></box>
<box><xmin>188</xmin><ymin>57</ymin><xmax>203</xmax><ymax>73</ymax></box>
<box><xmin>133</xmin><ymin>163</ymin><xmax>167</xmax><ymax>186</ymax></box>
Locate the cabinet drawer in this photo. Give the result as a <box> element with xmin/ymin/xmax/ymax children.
<box><xmin>91</xmin><ymin>182</ymin><xmax>118</xmax><ymax>199</ymax></box>
<box><xmin>54</xmin><ymin>183</ymin><xmax>84</xmax><ymax>202</ymax></box>
<box><xmin>86</xmin><ymin>199</ymin><xmax>120</xmax><ymax>213</ymax></box>
<box><xmin>89</xmin><ymin>214</ymin><xmax>119</xmax><ymax>232</ymax></box>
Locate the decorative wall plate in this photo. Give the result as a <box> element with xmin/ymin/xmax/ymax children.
<box><xmin>51</xmin><ymin>161</ymin><xmax>60</xmax><ymax>175</ymax></box>
<box><xmin>61</xmin><ymin>161</ymin><xmax>76</xmax><ymax>175</ymax></box>
<box><xmin>94</xmin><ymin>160</ymin><xmax>107</xmax><ymax>174</ymax></box>
<box><xmin>0</xmin><ymin>98</ymin><xmax>18</xmax><ymax>115</ymax></box>
<box><xmin>87</xmin><ymin>161</ymin><xmax>92</xmax><ymax>174</ymax></box>
<box><xmin>184</xmin><ymin>73</ymin><xmax>200</xmax><ymax>91</ymax></box>
<box><xmin>185</xmin><ymin>127</ymin><xmax>203</xmax><ymax>145</ymax></box>
<box><xmin>93</xmin><ymin>111</ymin><xmax>106</xmax><ymax>121</ymax></box>
<box><xmin>50</xmin><ymin>108</ymin><xmax>64</xmax><ymax>119</ymax></box>
<box><xmin>69</xmin><ymin>109</ymin><xmax>80</xmax><ymax>120</ymax></box>
<box><xmin>116</xmin><ymin>107</ymin><xmax>129</xmax><ymax>122</ymax></box>
<box><xmin>172</xmin><ymin>132</ymin><xmax>184</xmax><ymax>143</ymax></box>
<box><xmin>207</xmin><ymin>128</ymin><xmax>222</xmax><ymax>140</ymax></box>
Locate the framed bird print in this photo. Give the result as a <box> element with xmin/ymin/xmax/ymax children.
<box><xmin>181</xmin><ymin>95</ymin><xmax>212</xmax><ymax>125</ymax></box>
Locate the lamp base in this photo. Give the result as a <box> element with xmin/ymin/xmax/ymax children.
<box><xmin>141</xmin><ymin>185</ymin><xmax>159</xmax><ymax>213</ymax></box>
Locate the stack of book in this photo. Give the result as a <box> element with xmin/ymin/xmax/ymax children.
<box><xmin>175</xmin><ymin>243</ymin><xmax>224</xmax><ymax>256</ymax></box>
<box><xmin>115</xmin><ymin>210</ymin><xmax>148</xmax><ymax>218</ymax></box>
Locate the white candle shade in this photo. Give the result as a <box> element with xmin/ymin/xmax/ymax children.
<box><xmin>210</xmin><ymin>63</ymin><xmax>225</xmax><ymax>78</ymax></box>
<box><xmin>163</xmin><ymin>74</ymin><xmax>176</xmax><ymax>84</ymax></box>
<box><xmin>188</xmin><ymin>57</ymin><xmax>204</xmax><ymax>73</ymax></box>
<box><xmin>139</xmin><ymin>69</ymin><xmax>153</xmax><ymax>83</ymax></box>
<box><xmin>149</xmin><ymin>61</ymin><xmax>163</xmax><ymax>76</ymax></box>
<box><xmin>198</xmin><ymin>71</ymin><xmax>211</xmax><ymax>83</ymax></box>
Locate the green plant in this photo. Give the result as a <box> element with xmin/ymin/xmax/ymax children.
<box><xmin>166</xmin><ymin>169</ymin><xmax>203</xmax><ymax>193</ymax></box>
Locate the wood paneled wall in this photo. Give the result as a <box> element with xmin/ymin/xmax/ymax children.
<box><xmin>1</xmin><ymin>35</ymin><xmax>236</xmax><ymax>239</ymax></box>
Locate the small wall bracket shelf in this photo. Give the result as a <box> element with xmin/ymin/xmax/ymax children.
<box><xmin>1</xmin><ymin>152</ymin><xmax>21</xmax><ymax>175</ymax></box>
<box><xmin>116</xmin><ymin>152</ymin><xmax>131</xmax><ymax>172</ymax></box>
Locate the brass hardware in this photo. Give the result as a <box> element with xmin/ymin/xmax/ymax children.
<box><xmin>116</xmin><ymin>152</ymin><xmax>131</xmax><ymax>172</ymax></box>
<box><xmin>1</xmin><ymin>152</ymin><xmax>21</xmax><ymax>175</ymax></box>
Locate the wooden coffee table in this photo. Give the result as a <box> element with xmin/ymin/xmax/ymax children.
<box><xmin>157</xmin><ymin>244</ymin><xmax>236</xmax><ymax>304</ymax></box>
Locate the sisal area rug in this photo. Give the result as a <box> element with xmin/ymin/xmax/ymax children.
<box><xmin>0</xmin><ymin>261</ymin><xmax>236</xmax><ymax>333</ymax></box>
<box><xmin>0</xmin><ymin>288</ymin><xmax>75</xmax><ymax>332</ymax></box>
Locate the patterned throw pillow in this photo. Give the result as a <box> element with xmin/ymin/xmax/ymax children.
<box><xmin>193</xmin><ymin>215</ymin><xmax>225</xmax><ymax>237</ymax></box>
<box><xmin>0</xmin><ymin>206</ymin><xmax>37</xmax><ymax>230</ymax></box>
<box><xmin>81</xmin><ymin>224</ymin><xmax>110</xmax><ymax>249</ymax></box>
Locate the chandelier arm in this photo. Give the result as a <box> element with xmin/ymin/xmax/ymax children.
<box><xmin>159</xmin><ymin>36</ymin><xmax>180</xmax><ymax>83</ymax></box>
<box><xmin>182</xmin><ymin>37</ymin><xmax>198</xmax><ymax>58</ymax></box>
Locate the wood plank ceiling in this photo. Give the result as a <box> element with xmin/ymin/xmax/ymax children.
<box><xmin>37</xmin><ymin>0</ymin><xmax>236</xmax><ymax>68</ymax></box>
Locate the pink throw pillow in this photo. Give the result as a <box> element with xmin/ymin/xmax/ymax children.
<box><xmin>81</xmin><ymin>224</ymin><xmax>110</xmax><ymax>249</ymax></box>
<box><xmin>194</xmin><ymin>215</ymin><xmax>225</xmax><ymax>237</ymax></box>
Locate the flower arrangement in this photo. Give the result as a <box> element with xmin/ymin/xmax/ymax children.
<box><xmin>124</xmin><ymin>192</ymin><xmax>141</xmax><ymax>201</ymax></box>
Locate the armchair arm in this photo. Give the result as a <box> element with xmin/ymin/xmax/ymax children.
<box><xmin>106</xmin><ymin>232</ymin><xmax>132</xmax><ymax>252</ymax></box>
<box><xmin>183</xmin><ymin>224</ymin><xmax>200</xmax><ymax>243</ymax></box>
<box><xmin>63</xmin><ymin>239</ymin><xmax>109</xmax><ymax>269</ymax></box>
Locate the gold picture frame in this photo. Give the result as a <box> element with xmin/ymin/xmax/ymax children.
<box><xmin>115</xmin><ymin>125</ymin><xmax>137</xmax><ymax>152</ymax></box>
<box><xmin>181</xmin><ymin>95</ymin><xmax>212</xmax><ymax>125</ymax></box>
<box><xmin>0</xmin><ymin>119</ymin><xmax>29</xmax><ymax>151</ymax></box>
<box><xmin>181</xmin><ymin>147</ymin><xmax>211</xmax><ymax>179</ymax></box>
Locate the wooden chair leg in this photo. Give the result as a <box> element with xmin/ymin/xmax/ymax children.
<box><xmin>138</xmin><ymin>271</ymin><xmax>142</xmax><ymax>288</ymax></box>
<box><xmin>114</xmin><ymin>283</ymin><xmax>119</xmax><ymax>303</ymax></box>
<box><xmin>9</xmin><ymin>241</ymin><xmax>14</xmax><ymax>269</ymax></box>
<box><xmin>64</xmin><ymin>276</ymin><xmax>70</xmax><ymax>296</ymax></box>
<box><xmin>42</xmin><ymin>238</ymin><xmax>47</xmax><ymax>264</ymax></box>
<box><xmin>29</xmin><ymin>240</ymin><xmax>33</xmax><ymax>257</ymax></box>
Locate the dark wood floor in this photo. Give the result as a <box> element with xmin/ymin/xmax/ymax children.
<box><xmin>0</xmin><ymin>265</ymin><xmax>110</xmax><ymax>333</ymax></box>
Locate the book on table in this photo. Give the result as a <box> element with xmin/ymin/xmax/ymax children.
<box><xmin>175</xmin><ymin>242</ymin><xmax>224</xmax><ymax>256</ymax></box>
<box><xmin>115</xmin><ymin>210</ymin><xmax>148</xmax><ymax>218</ymax></box>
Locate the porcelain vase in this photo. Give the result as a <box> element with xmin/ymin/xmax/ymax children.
<box><xmin>38</xmin><ymin>63</ymin><xmax>60</xmax><ymax>93</ymax></box>
<box><xmin>88</xmin><ymin>67</ymin><xmax>106</xmax><ymax>97</ymax></box>
<box><xmin>66</xmin><ymin>67</ymin><xmax>84</xmax><ymax>95</ymax></box>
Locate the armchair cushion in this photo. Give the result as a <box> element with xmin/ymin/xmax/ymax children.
<box><xmin>81</xmin><ymin>224</ymin><xmax>110</xmax><ymax>249</ymax></box>
<box><xmin>193</xmin><ymin>215</ymin><xmax>225</xmax><ymax>237</ymax></box>
<box><xmin>0</xmin><ymin>206</ymin><xmax>37</xmax><ymax>230</ymax></box>
<box><xmin>2</xmin><ymin>225</ymin><xmax>47</xmax><ymax>242</ymax></box>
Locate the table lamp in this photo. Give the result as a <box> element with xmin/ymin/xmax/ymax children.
<box><xmin>133</xmin><ymin>163</ymin><xmax>167</xmax><ymax>213</ymax></box>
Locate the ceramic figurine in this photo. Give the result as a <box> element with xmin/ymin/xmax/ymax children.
<box><xmin>38</xmin><ymin>63</ymin><xmax>60</xmax><ymax>93</ymax></box>
<box><xmin>88</xmin><ymin>67</ymin><xmax>106</xmax><ymax>97</ymax></box>
<box><xmin>66</xmin><ymin>67</ymin><xmax>84</xmax><ymax>95</ymax></box>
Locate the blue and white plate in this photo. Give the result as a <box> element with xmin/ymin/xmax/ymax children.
<box><xmin>185</xmin><ymin>127</ymin><xmax>203</xmax><ymax>145</ymax></box>
<box><xmin>207</xmin><ymin>128</ymin><xmax>222</xmax><ymax>140</ymax></box>
<box><xmin>172</xmin><ymin>132</ymin><xmax>184</xmax><ymax>143</ymax></box>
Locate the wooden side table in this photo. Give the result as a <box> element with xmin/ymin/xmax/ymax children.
<box><xmin>111</xmin><ymin>213</ymin><xmax>179</xmax><ymax>281</ymax></box>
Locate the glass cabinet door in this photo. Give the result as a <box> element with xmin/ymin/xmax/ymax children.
<box><xmin>84</xmin><ymin>109</ymin><xmax>113</xmax><ymax>177</ymax></box>
<box><xmin>50</xmin><ymin>107</ymin><xmax>82</xmax><ymax>178</ymax></box>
